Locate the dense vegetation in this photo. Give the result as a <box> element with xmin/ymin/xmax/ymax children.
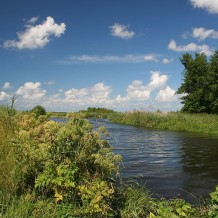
<box><xmin>49</xmin><ymin>111</ymin><xmax>67</xmax><ymax>118</ymax></box>
<box><xmin>0</xmin><ymin>105</ymin><xmax>218</xmax><ymax>217</ymax></box>
<box><xmin>79</xmin><ymin>107</ymin><xmax>115</xmax><ymax>118</ymax></box>
<box><xmin>177</xmin><ymin>51</ymin><xmax>218</xmax><ymax>114</ymax></box>
<box><xmin>108</xmin><ymin>111</ymin><xmax>218</xmax><ymax>135</ymax></box>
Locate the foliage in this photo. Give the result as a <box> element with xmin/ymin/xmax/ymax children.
<box><xmin>34</xmin><ymin>117</ymin><xmax>122</xmax><ymax>216</ymax></box>
<box><xmin>208</xmin><ymin>185</ymin><xmax>218</xmax><ymax>217</ymax></box>
<box><xmin>109</xmin><ymin>111</ymin><xmax>218</xmax><ymax>135</ymax></box>
<box><xmin>177</xmin><ymin>51</ymin><xmax>218</xmax><ymax>114</ymax></box>
<box><xmin>31</xmin><ymin>105</ymin><xmax>47</xmax><ymax>117</ymax></box>
<box><xmin>78</xmin><ymin>107</ymin><xmax>115</xmax><ymax>118</ymax></box>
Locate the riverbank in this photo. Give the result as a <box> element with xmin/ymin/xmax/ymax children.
<box><xmin>0</xmin><ymin>106</ymin><xmax>218</xmax><ymax>217</ymax></box>
<box><xmin>108</xmin><ymin>111</ymin><xmax>218</xmax><ymax>135</ymax></box>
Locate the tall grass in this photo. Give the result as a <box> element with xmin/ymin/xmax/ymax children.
<box><xmin>109</xmin><ymin>111</ymin><xmax>218</xmax><ymax>135</ymax></box>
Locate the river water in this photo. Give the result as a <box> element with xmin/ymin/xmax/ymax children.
<box><xmin>89</xmin><ymin>118</ymin><xmax>218</xmax><ymax>203</ymax></box>
<box><xmin>53</xmin><ymin>117</ymin><xmax>218</xmax><ymax>203</ymax></box>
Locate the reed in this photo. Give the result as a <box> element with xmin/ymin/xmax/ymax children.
<box><xmin>109</xmin><ymin>111</ymin><xmax>218</xmax><ymax>135</ymax></box>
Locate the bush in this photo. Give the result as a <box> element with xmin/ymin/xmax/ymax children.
<box><xmin>35</xmin><ymin>117</ymin><xmax>122</xmax><ymax>216</ymax></box>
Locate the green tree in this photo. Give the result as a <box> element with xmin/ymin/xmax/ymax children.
<box><xmin>177</xmin><ymin>51</ymin><xmax>218</xmax><ymax>114</ymax></box>
<box><xmin>208</xmin><ymin>51</ymin><xmax>218</xmax><ymax>113</ymax></box>
<box><xmin>31</xmin><ymin>105</ymin><xmax>46</xmax><ymax>117</ymax></box>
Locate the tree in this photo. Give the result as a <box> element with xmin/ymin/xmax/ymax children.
<box><xmin>31</xmin><ymin>105</ymin><xmax>46</xmax><ymax>117</ymax></box>
<box><xmin>177</xmin><ymin>51</ymin><xmax>218</xmax><ymax>114</ymax></box>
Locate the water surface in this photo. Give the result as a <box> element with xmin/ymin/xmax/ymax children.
<box><xmin>90</xmin><ymin>119</ymin><xmax>218</xmax><ymax>203</ymax></box>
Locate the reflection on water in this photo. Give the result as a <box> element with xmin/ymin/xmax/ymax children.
<box><xmin>90</xmin><ymin>119</ymin><xmax>218</xmax><ymax>203</ymax></box>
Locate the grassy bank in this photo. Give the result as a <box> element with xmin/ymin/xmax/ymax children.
<box><xmin>1</xmin><ymin>105</ymin><xmax>218</xmax><ymax>217</ymax></box>
<box><xmin>109</xmin><ymin>111</ymin><xmax>218</xmax><ymax>135</ymax></box>
<box><xmin>48</xmin><ymin>111</ymin><xmax>67</xmax><ymax>118</ymax></box>
<box><xmin>1</xmin><ymin>184</ymin><xmax>218</xmax><ymax>217</ymax></box>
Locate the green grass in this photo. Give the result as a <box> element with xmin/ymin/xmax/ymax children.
<box><xmin>1</xmin><ymin>186</ymin><xmax>217</xmax><ymax>218</ymax></box>
<box><xmin>109</xmin><ymin>111</ymin><xmax>218</xmax><ymax>135</ymax></box>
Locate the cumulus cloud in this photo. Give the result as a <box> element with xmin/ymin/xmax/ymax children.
<box><xmin>65</xmin><ymin>88</ymin><xmax>88</xmax><ymax>102</ymax></box>
<box><xmin>155</xmin><ymin>86</ymin><xmax>177</xmax><ymax>102</ymax></box>
<box><xmin>127</xmin><ymin>80</ymin><xmax>150</xmax><ymax>100</ymax></box>
<box><xmin>91</xmin><ymin>83</ymin><xmax>112</xmax><ymax>103</ymax></box>
<box><xmin>168</xmin><ymin>39</ymin><xmax>213</xmax><ymax>55</ymax></box>
<box><xmin>16</xmin><ymin>82</ymin><xmax>46</xmax><ymax>100</ymax></box>
<box><xmin>61</xmin><ymin>54</ymin><xmax>159</xmax><ymax>64</ymax></box>
<box><xmin>147</xmin><ymin>71</ymin><xmax>168</xmax><ymax>91</ymax></box>
<box><xmin>3</xmin><ymin>16</ymin><xmax>66</xmax><ymax>49</ymax></box>
<box><xmin>64</xmin><ymin>83</ymin><xmax>112</xmax><ymax>104</ymax></box>
<box><xmin>3</xmin><ymin>82</ymin><xmax>12</xmax><ymax>89</ymax></box>
<box><xmin>125</xmin><ymin>72</ymin><xmax>168</xmax><ymax>101</ymax></box>
<box><xmin>10</xmin><ymin>73</ymin><xmax>181</xmax><ymax>111</ymax></box>
<box><xmin>189</xmin><ymin>0</ymin><xmax>218</xmax><ymax>14</ymax></box>
<box><xmin>110</xmin><ymin>23</ymin><xmax>135</xmax><ymax>39</ymax></box>
<box><xmin>192</xmin><ymin>27</ymin><xmax>218</xmax><ymax>40</ymax></box>
<box><xmin>0</xmin><ymin>91</ymin><xmax>10</xmax><ymax>101</ymax></box>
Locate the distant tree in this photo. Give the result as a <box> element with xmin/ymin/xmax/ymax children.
<box><xmin>177</xmin><ymin>51</ymin><xmax>218</xmax><ymax>114</ymax></box>
<box><xmin>31</xmin><ymin>105</ymin><xmax>46</xmax><ymax>117</ymax></box>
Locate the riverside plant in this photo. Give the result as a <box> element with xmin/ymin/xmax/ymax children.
<box><xmin>0</xmin><ymin>105</ymin><xmax>218</xmax><ymax>217</ymax></box>
<box><xmin>109</xmin><ymin>111</ymin><xmax>218</xmax><ymax>135</ymax></box>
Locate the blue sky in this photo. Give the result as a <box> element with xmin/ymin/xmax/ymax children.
<box><xmin>0</xmin><ymin>0</ymin><xmax>218</xmax><ymax>112</ymax></box>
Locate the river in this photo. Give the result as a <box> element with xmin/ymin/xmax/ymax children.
<box><xmin>52</xmin><ymin>117</ymin><xmax>218</xmax><ymax>203</ymax></box>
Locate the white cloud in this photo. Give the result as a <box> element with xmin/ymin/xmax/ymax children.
<box><xmin>62</xmin><ymin>54</ymin><xmax>159</xmax><ymax>64</ymax></box>
<box><xmin>125</xmin><ymin>72</ymin><xmax>168</xmax><ymax>101</ymax></box>
<box><xmin>168</xmin><ymin>39</ymin><xmax>213</xmax><ymax>55</ymax></box>
<box><xmin>27</xmin><ymin>16</ymin><xmax>39</xmax><ymax>24</ymax></box>
<box><xmin>192</xmin><ymin>27</ymin><xmax>218</xmax><ymax>40</ymax></box>
<box><xmin>65</xmin><ymin>88</ymin><xmax>88</xmax><ymax>102</ymax></box>
<box><xmin>91</xmin><ymin>83</ymin><xmax>112</xmax><ymax>103</ymax></box>
<box><xmin>110</xmin><ymin>23</ymin><xmax>135</xmax><ymax>39</ymax></box>
<box><xmin>155</xmin><ymin>86</ymin><xmax>177</xmax><ymax>102</ymax></box>
<box><xmin>162</xmin><ymin>58</ymin><xmax>173</xmax><ymax>64</ymax></box>
<box><xmin>3</xmin><ymin>82</ymin><xmax>12</xmax><ymax>90</ymax></box>
<box><xmin>190</xmin><ymin>0</ymin><xmax>218</xmax><ymax>14</ymax></box>
<box><xmin>11</xmin><ymin>73</ymin><xmax>181</xmax><ymax>111</ymax></box>
<box><xmin>3</xmin><ymin>16</ymin><xmax>66</xmax><ymax>49</ymax></box>
<box><xmin>127</xmin><ymin>80</ymin><xmax>150</xmax><ymax>100</ymax></box>
<box><xmin>0</xmin><ymin>91</ymin><xmax>10</xmax><ymax>101</ymax></box>
<box><xmin>147</xmin><ymin>71</ymin><xmax>168</xmax><ymax>91</ymax></box>
<box><xmin>115</xmin><ymin>95</ymin><xmax>128</xmax><ymax>103</ymax></box>
<box><xmin>64</xmin><ymin>83</ymin><xmax>112</xmax><ymax>104</ymax></box>
<box><xmin>144</xmin><ymin>55</ymin><xmax>158</xmax><ymax>62</ymax></box>
<box><xmin>16</xmin><ymin>82</ymin><xmax>46</xmax><ymax>100</ymax></box>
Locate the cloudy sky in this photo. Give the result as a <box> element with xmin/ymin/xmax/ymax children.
<box><xmin>0</xmin><ymin>0</ymin><xmax>218</xmax><ymax>112</ymax></box>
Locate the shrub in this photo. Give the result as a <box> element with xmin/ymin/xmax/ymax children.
<box><xmin>35</xmin><ymin>117</ymin><xmax>122</xmax><ymax>216</ymax></box>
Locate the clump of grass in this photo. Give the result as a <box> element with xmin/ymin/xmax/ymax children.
<box><xmin>109</xmin><ymin>111</ymin><xmax>218</xmax><ymax>135</ymax></box>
